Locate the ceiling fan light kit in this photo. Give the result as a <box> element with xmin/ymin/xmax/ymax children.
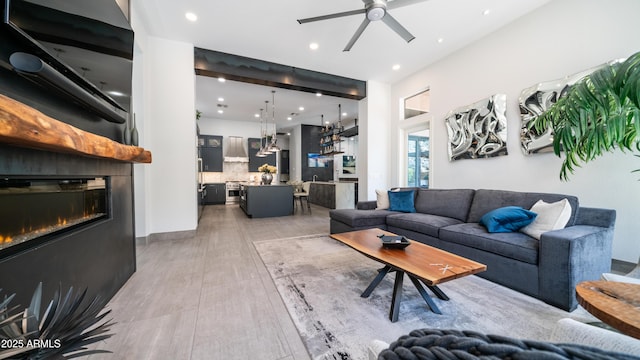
<box><xmin>297</xmin><ymin>0</ymin><xmax>427</xmax><ymax>51</ymax></box>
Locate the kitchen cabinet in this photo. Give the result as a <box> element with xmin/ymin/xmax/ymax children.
<box><xmin>204</xmin><ymin>183</ymin><xmax>226</xmax><ymax>204</ymax></box>
<box><xmin>199</xmin><ymin>135</ymin><xmax>223</xmax><ymax>172</ymax></box>
<box><xmin>280</xmin><ymin>150</ymin><xmax>290</xmax><ymax>175</ymax></box>
<box><xmin>308</xmin><ymin>182</ymin><xmax>356</xmax><ymax>209</ymax></box>
<box><xmin>248</xmin><ymin>137</ymin><xmax>275</xmax><ymax>172</ymax></box>
<box><xmin>240</xmin><ymin>184</ymin><xmax>293</xmax><ymax>218</ymax></box>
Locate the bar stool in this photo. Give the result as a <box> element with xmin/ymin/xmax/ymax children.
<box><xmin>294</xmin><ymin>181</ymin><xmax>311</xmax><ymax>214</ymax></box>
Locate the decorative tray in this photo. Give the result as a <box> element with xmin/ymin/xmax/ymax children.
<box><xmin>377</xmin><ymin>234</ymin><xmax>411</xmax><ymax>249</ymax></box>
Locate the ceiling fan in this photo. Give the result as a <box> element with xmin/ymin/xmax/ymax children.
<box><xmin>297</xmin><ymin>0</ymin><xmax>429</xmax><ymax>52</ymax></box>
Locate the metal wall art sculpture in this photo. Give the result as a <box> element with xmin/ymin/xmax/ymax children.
<box><xmin>445</xmin><ymin>94</ymin><xmax>508</xmax><ymax>161</ymax></box>
<box><xmin>519</xmin><ymin>59</ymin><xmax>622</xmax><ymax>155</ymax></box>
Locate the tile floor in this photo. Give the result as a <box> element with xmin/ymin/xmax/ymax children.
<box><xmin>88</xmin><ymin>204</ymin><xmax>329</xmax><ymax>360</ymax></box>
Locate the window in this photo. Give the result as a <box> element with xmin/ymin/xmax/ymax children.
<box><xmin>404</xmin><ymin>89</ymin><xmax>430</xmax><ymax>120</ymax></box>
<box><xmin>407</xmin><ymin>134</ymin><xmax>429</xmax><ymax>188</ymax></box>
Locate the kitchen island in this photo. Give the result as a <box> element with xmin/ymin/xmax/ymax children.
<box><xmin>239</xmin><ymin>184</ymin><xmax>293</xmax><ymax>218</ymax></box>
<box><xmin>308</xmin><ymin>181</ymin><xmax>356</xmax><ymax>209</ymax></box>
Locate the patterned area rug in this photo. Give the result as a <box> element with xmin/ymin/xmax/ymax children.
<box><xmin>254</xmin><ymin>235</ymin><xmax>595</xmax><ymax>360</ymax></box>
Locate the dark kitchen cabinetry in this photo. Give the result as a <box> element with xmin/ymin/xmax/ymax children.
<box><xmin>240</xmin><ymin>184</ymin><xmax>293</xmax><ymax>218</ymax></box>
<box><xmin>301</xmin><ymin>125</ymin><xmax>332</xmax><ymax>181</ymax></box>
<box><xmin>280</xmin><ymin>150</ymin><xmax>289</xmax><ymax>174</ymax></box>
<box><xmin>204</xmin><ymin>183</ymin><xmax>226</xmax><ymax>204</ymax></box>
<box><xmin>248</xmin><ymin>137</ymin><xmax>275</xmax><ymax>172</ymax></box>
<box><xmin>198</xmin><ymin>135</ymin><xmax>223</xmax><ymax>172</ymax></box>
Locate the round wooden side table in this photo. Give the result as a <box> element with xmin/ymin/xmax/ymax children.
<box><xmin>576</xmin><ymin>280</ymin><xmax>640</xmax><ymax>339</ymax></box>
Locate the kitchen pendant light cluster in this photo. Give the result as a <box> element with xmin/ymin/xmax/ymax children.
<box><xmin>256</xmin><ymin>90</ymin><xmax>280</xmax><ymax>157</ymax></box>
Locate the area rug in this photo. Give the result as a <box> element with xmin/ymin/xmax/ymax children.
<box><xmin>254</xmin><ymin>235</ymin><xmax>596</xmax><ymax>360</ymax></box>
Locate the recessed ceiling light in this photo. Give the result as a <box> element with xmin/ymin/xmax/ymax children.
<box><xmin>316</xmin><ymin>92</ymin><xmax>322</xmax><ymax>97</ymax></box>
<box><xmin>309</xmin><ymin>42</ymin><xmax>319</xmax><ymax>50</ymax></box>
<box><xmin>437</xmin><ymin>38</ymin><xmax>444</xmax><ymax>43</ymax></box>
<box><xmin>254</xmin><ymin>113</ymin><xmax>260</xmax><ymax>118</ymax></box>
<box><xmin>218</xmin><ymin>77</ymin><xmax>226</xmax><ymax>83</ymax></box>
<box><xmin>483</xmin><ymin>9</ymin><xmax>491</xmax><ymax>16</ymax></box>
<box><xmin>287</xmin><ymin>116</ymin><xmax>292</xmax><ymax>121</ymax></box>
<box><xmin>299</xmin><ymin>106</ymin><xmax>305</xmax><ymax>111</ymax></box>
<box><xmin>342</xmin><ymin>112</ymin><xmax>347</xmax><ymax>116</ymax></box>
<box><xmin>217</xmin><ymin>110</ymin><xmax>223</xmax><ymax>114</ymax></box>
<box><xmin>185</xmin><ymin>12</ymin><xmax>198</xmax><ymax>22</ymax></box>
<box><xmin>392</xmin><ymin>64</ymin><xmax>401</xmax><ymax>71</ymax></box>
<box><xmin>287</xmin><ymin>132</ymin><xmax>291</xmax><ymax>136</ymax></box>
<box><xmin>218</xmin><ymin>97</ymin><xmax>224</xmax><ymax>102</ymax></box>
<box><xmin>325</xmin><ymin>121</ymin><xmax>330</xmax><ymax>124</ymax></box>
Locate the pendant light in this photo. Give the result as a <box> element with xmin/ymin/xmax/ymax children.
<box><xmin>267</xmin><ymin>90</ymin><xmax>281</xmax><ymax>152</ymax></box>
<box><xmin>256</xmin><ymin>107</ymin><xmax>267</xmax><ymax>157</ymax></box>
<box><xmin>261</xmin><ymin>100</ymin><xmax>273</xmax><ymax>155</ymax></box>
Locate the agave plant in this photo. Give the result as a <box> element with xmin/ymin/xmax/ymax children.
<box><xmin>531</xmin><ymin>50</ymin><xmax>640</xmax><ymax>180</ymax></box>
<box><xmin>0</xmin><ymin>283</ymin><xmax>114</xmax><ymax>360</ymax></box>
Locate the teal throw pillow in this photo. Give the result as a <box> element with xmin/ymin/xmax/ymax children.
<box><xmin>388</xmin><ymin>190</ymin><xmax>416</xmax><ymax>213</ymax></box>
<box><xmin>480</xmin><ymin>206</ymin><xmax>537</xmax><ymax>233</ymax></box>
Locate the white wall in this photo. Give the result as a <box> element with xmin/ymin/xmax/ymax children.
<box><xmin>359</xmin><ymin>81</ymin><xmax>392</xmax><ymax>201</ymax></box>
<box><xmin>130</xmin><ymin>6</ymin><xmax>149</xmax><ymax>237</ymax></box>
<box><xmin>390</xmin><ymin>0</ymin><xmax>640</xmax><ymax>262</ymax></box>
<box><xmin>140</xmin><ymin>37</ymin><xmax>197</xmax><ymax>235</ymax></box>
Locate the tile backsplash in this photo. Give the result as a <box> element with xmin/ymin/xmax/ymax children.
<box><xmin>201</xmin><ymin>162</ymin><xmax>259</xmax><ymax>183</ymax></box>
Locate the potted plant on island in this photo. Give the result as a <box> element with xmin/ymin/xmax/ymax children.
<box><xmin>258</xmin><ymin>163</ymin><xmax>277</xmax><ymax>185</ymax></box>
<box><xmin>531</xmin><ymin>50</ymin><xmax>640</xmax><ymax>277</ymax></box>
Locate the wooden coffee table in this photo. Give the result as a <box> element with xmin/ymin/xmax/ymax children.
<box><xmin>330</xmin><ymin>228</ymin><xmax>487</xmax><ymax>322</ymax></box>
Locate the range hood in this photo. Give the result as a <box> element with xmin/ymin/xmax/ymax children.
<box><xmin>224</xmin><ymin>136</ymin><xmax>249</xmax><ymax>162</ymax></box>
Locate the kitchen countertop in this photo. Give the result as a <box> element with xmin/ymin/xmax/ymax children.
<box><xmin>308</xmin><ymin>181</ymin><xmax>358</xmax><ymax>185</ymax></box>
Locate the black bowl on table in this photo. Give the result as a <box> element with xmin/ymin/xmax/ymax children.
<box><xmin>378</xmin><ymin>234</ymin><xmax>411</xmax><ymax>249</ymax></box>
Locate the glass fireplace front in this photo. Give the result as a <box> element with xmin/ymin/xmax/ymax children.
<box><xmin>0</xmin><ymin>177</ymin><xmax>109</xmax><ymax>254</ymax></box>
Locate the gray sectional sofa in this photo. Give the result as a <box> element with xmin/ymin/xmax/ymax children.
<box><xmin>329</xmin><ymin>188</ymin><xmax>616</xmax><ymax>311</ymax></box>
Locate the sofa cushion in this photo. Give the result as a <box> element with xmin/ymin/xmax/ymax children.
<box><xmin>388</xmin><ymin>190</ymin><xmax>416</xmax><ymax>213</ymax></box>
<box><xmin>329</xmin><ymin>209</ymin><xmax>398</xmax><ymax>228</ymax></box>
<box><xmin>520</xmin><ymin>199</ymin><xmax>572</xmax><ymax>239</ymax></box>
<box><xmin>414</xmin><ymin>189</ymin><xmax>475</xmax><ymax>222</ymax></box>
<box><xmin>440</xmin><ymin>223</ymin><xmax>539</xmax><ymax>264</ymax></box>
<box><xmin>480</xmin><ymin>206</ymin><xmax>537</xmax><ymax>233</ymax></box>
<box><xmin>375</xmin><ymin>189</ymin><xmax>390</xmax><ymax>209</ymax></box>
<box><xmin>387</xmin><ymin>213</ymin><xmax>464</xmax><ymax>238</ymax></box>
<box><xmin>467</xmin><ymin>189</ymin><xmax>579</xmax><ymax>226</ymax></box>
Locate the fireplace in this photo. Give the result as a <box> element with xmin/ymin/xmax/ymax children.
<box><xmin>0</xmin><ymin>177</ymin><xmax>108</xmax><ymax>256</ymax></box>
<box><xmin>0</xmin><ymin>144</ymin><xmax>140</xmax><ymax>307</ymax></box>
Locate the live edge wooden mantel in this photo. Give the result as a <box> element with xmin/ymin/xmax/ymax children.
<box><xmin>0</xmin><ymin>94</ymin><xmax>152</xmax><ymax>163</ymax></box>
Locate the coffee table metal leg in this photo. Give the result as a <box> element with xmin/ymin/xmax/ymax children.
<box><xmin>409</xmin><ymin>276</ymin><xmax>442</xmax><ymax>314</ymax></box>
<box><xmin>389</xmin><ymin>270</ymin><xmax>404</xmax><ymax>322</ymax></box>
<box><xmin>423</xmin><ymin>281</ymin><xmax>450</xmax><ymax>301</ymax></box>
<box><xmin>361</xmin><ymin>265</ymin><xmax>392</xmax><ymax>298</ymax></box>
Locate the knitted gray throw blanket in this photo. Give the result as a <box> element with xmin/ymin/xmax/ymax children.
<box><xmin>378</xmin><ymin>329</ymin><xmax>640</xmax><ymax>360</ymax></box>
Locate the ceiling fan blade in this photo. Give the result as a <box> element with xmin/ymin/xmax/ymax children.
<box><xmin>385</xmin><ymin>0</ymin><xmax>430</xmax><ymax>10</ymax></box>
<box><xmin>297</xmin><ymin>9</ymin><xmax>366</xmax><ymax>24</ymax></box>
<box><xmin>343</xmin><ymin>18</ymin><xmax>371</xmax><ymax>51</ymax></box>
<box><xmin>381</xmin><ymin>13</ymin><xmax>415</xmax><ymax>43</ymax></box>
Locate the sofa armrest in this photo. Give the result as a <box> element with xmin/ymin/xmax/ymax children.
<box><xmin>576</xmin><ymin>207</ymin><xmax>616</xmax><ymax>228</ymax></box>
<box><xmin>538</xmin><ymin>224</ymin><xmax>614</xmax><ymax>311</ymax></box>
<box><xmin>550</xmin><ymin>318</ymin><xmax>640</xmax><ymax>354</ymax></box>
<box><xmin>358</xmin><ymin>201</ymin><xmax>377</xmax><ymax>210</ymax></box>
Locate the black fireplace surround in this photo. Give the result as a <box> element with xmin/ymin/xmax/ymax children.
<box><xmin>0</xmin><ymin>0</ymin><xmax>136</xmax><ymax>307</ymax></box>
<box><xmin>0</xmin><ymin>147</ymin><xmax>136</xmax><ymax>307</ymax></box>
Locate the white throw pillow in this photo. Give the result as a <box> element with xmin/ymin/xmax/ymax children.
<box><xmin>375</xmin><ymin>189</ymin><xmax>390</xmax><ymax>209</ymax></box>
<box><xmin>520</xmin><ymin>198</ymin><xmax>572</xmax><ymax>240</ymax></box>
